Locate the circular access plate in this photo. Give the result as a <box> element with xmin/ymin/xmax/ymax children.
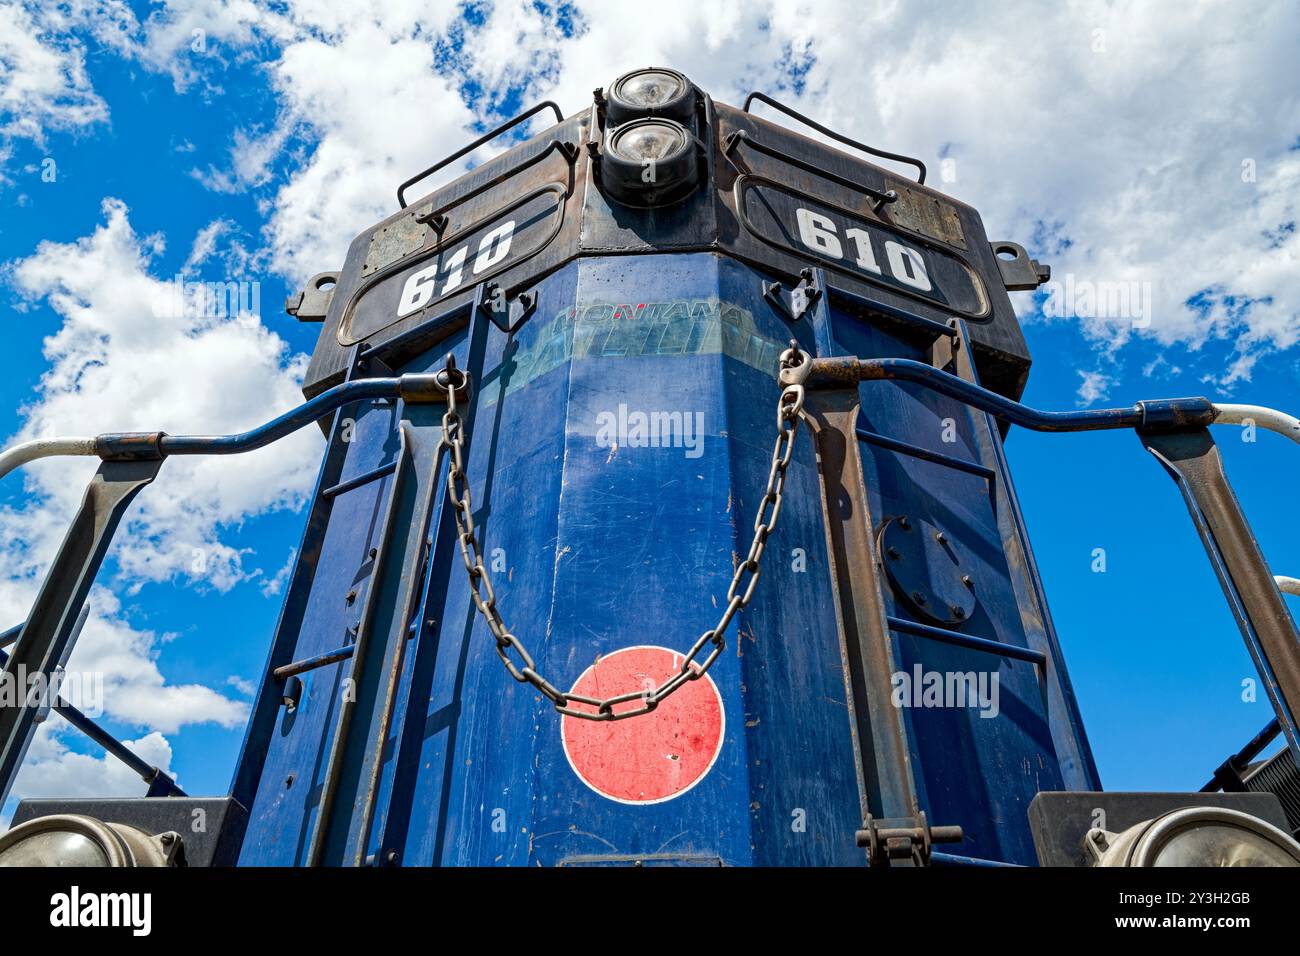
<box><xmin>878</xmin><ymin>516</ymin><xmax>977</xmax><ymax>626</ymax></box>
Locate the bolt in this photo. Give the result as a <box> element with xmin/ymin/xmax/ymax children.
<box><xmin>898</xmin><ymin>517</ymin><xmax>911</xmax><ymax>530</ymax></box>
<box><xmin>934</xmin><ymin>531</ymin><xmax>947</xmax><ymax>544</ymax></box>
<box><xmin>346</xmin><ymin>589</ymin><xmax>358</xmax><ymax>605</ymax></box>
<box><xmin>961</xmin><ymin>575</ymin><xmax>974</xmax><ymax>589</ymax></box>
<box><xmin>886</xmin><ymin>546</ymin><xmax>901</xmax><ymax>560</ymax></box>
<box><xmin>369</xmin><ymin>548</ymin><xmax>378</xmax><ymax>559</ymax></box>
<box><xmin>951</xmin><ymin>606</ymin><xmax>966</xmax><ymax>620</ymax></box>
<box><xmin>911</xmin><ymin>591</ymin><xmax>927</xmax><ymax>606</ymax></box>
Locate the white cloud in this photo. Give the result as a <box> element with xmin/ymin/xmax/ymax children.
<box><xmin>0</xmin><ymin>197</ymin><xmax>299</xmax><ymax>757</ymax></box>
<box><xmin>8</xmin><ymin>720</ymin><xmax>177</xmax><ymax>805</ymax></box>
<box><xmin>0</xmin><ymin>1</ymin><xmax>113</xmax><ymax>179</ymax></box>
<box><xmin>226</xmin><ymin>674</ymin><xmax>256</xmax><ymax>696</ymax></box>
<box><xmin>135</xmin><ymin>0</ymin><xmax>1300</xmax><ymax>376</ymax></box>
<box><xmin>1076</xmin><ymin>369</ymin><xmax>1116</xmax><ymax>406</ymax></box>
<box><xmin>3</xmin><ymin>197</ymin><xmax>320</xmax><ymax>592</ymax></box>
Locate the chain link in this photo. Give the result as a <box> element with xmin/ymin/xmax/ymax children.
<box><xmin>438</xmin><ymin>343</ymin><xmax>809</xmax><ymax>721</ymax></box>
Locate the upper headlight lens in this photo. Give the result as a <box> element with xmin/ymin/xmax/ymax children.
<box><xmin>615</xmin><ymin>70</ymin><xmax>688</xmax><ymax>110</ymax></box>
<box><xmin>605</xmin><ymin>67</ymin><xmax>695</xmax><ymax>126</ymax></box>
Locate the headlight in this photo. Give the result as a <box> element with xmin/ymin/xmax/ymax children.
<box><xmin>1087</xmin><ymin>806</ymin><xmax>1300</xmax><ymax>867</ymax></box>
<box><xmin>0</xmin><ymin>813</ymin><xmax>183</xmax><ymax>867</ymax></box>
<box><xmin>605</xmin><ymin>67</ymin><xmax>695</xmax><ymax>126</ymax></box>
<box><xmin>599</xmin><ymin>118</ymin><xmax>700</xmax><ymax>207</ymax></box>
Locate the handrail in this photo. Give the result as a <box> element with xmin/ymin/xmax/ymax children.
<box><xmin>0</xmin><ymin>373</ymin><xmax>461</xmax><ymax>479</ymax></box>
<box><xmin>397</xmin><ymin>100</ymin><xmax>565</xmax><ymax>208</ymax></box>
<box><xmin>743</xmin><ymin>90</ymin><xmax>927</xmax><ymax>184</ymax></box>
<box><xmin>0</xmin><ymin>368</ymin><xmax>471</xmax><ymax>807</ymax></box>
<box><xmin>784</xmin><ymin>354</ymin><xmax>1218</xmax><ymax>433</ymax></box>
<box><xmin>724</xmin><ymin>130</ymin><xmax>898</xmax><ymax>207</ymax></box>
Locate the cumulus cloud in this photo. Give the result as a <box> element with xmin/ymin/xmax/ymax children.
<box><xmin>122</xmin><ymin>0</ymin><xmax>1299</xmax><ymax>380</ymax></box>
<box><xmin>0</xmin><ymin>1</ymin><xmax>113</xmax><ymax>179</ymax></box>
<box><xmin>0</xmin><ymin>197</ymin><xmax>301</xmax><ymax>759</ymax></box>
<box><xmin>4</xmin><ymin>197</ymin><xmax>320</xmax><ymax>592</ymax></box>
<box><xmin>8</xmin><ymin>720</ymin><xmax>177</xmax><ymax>805</ymax></box>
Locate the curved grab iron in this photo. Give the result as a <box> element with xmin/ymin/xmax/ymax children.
<box><xmin>784</xmin><ymin>354</ymin><xmax>1218</xmax><ymax>433</ymax></box>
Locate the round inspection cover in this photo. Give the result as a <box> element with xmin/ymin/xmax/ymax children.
<box><xmin>878</xmin><ymin>515</ymin><xmax>977</xmax><ymax>626</ymax></box>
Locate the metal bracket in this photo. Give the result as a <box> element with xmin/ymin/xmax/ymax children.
<box><xmin>476</xmin><ymin>282</ymin><xmax>538</xmax><ymax>334</ymax></box>
<box><xmin>989</xmin><ymin>241</ymin><xmax>1051</xmax><ymax>291</ymax></box>
<box><xmin>286</xmin><ymin>272</ymin><xmax>340</xmax><ymax>322</ymax></box>
<box><xmin>762</xmin><ymin>269</ymin><xmax>821</xmax><ymax>323</ymax></box>
<box><xmin>0</xmin><ymin>458</ymin><xmax>163</xmax><ymax>805</ymax></box>
<box><xmin>856</xmin><ymin>812</ymin><xmax>964</xmax><ymax>867</ymax></box>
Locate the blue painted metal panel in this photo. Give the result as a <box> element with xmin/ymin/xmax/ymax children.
<box><xmin>235</xmin><ymin>251</ymin><xmax>1094</xmax><ymax>866</ymax></box>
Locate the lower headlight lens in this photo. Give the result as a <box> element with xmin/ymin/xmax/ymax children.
<box><xmin>0</xmin><ymin>813</ymin><xmax>182</xmax><ymax>867</ymax></box>
<box><xmin>1090</xmin><ymin>806</ymin><xmax>1300</xmax><ymax>867</ymax></box>
<box><xmin>599</xmin><ymin>118</ymin><xmax>699</xmax><ymax>207</ymax></box>
<box><xmin>0</xmin><ymin>829</ymin><xmax>113</xmax><ymax>867</ymax></box>
<box><xmin>609</xmin><ymin>121</ymin><xmax>688</xmax><ymax>163</ymax></box>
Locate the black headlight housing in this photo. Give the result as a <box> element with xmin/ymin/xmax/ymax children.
<box><xmin>599</xmin><ymin>117</ymin><xmax>701</xmax><ymax>208</ymax></box>
<box><xmin>604</xmin><ymin>67</ymin><xmax>696</xmax><ymax>126</ymax></box>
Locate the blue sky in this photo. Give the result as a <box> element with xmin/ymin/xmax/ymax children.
<box><xmin>0</xmin><ymin>0</ymin><xmax>1296</xmax><ymax>810</ymax></box>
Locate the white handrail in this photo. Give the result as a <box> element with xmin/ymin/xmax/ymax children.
<box><xmin>0</xmin><ymin>437</ymin><xmax>97</xmax><ymax>482</ymax></box>
<box><xmin>1213</xmin><ymin>404</ymin><xmax>1300</xmax><ymax>446</ymax></box>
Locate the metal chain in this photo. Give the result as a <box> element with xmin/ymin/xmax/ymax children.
<box><xmin>437</xmin><ymin>343</ymin><xmax>809</xmax><ymax>721</ymax></box>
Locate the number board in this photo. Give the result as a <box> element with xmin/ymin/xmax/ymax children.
<box><xmin>736</xmin><ymin>179</ymin><xmax>988</xmax><ymax>317</ymax></box>
<box><xmin>340</xmin><ymin>187</ymin><xmax>566</xmax><ymax>345</ymax></box>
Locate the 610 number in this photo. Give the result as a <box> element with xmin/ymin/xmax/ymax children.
<box><xmin>794</xmin><ymin>208</ymin><xmax>932</xmax><ymax>293</ymax></box>
<box><xmin>397</xmin><ymin>220</ymin><xmax>516</xmax><ymax>318</ymax></box>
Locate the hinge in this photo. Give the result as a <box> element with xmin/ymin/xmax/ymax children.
<box><xmin>856</xmin><ymin>812</ymin><xmax>964</xmax><ymax>867</ymax></box>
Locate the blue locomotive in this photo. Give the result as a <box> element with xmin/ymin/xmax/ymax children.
<box><xmin>2</xmin><ymin>68</ymin><xmax>1299</xmax><ymax>868</ymax></box>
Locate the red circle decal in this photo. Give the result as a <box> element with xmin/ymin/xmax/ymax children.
<box><xmin>561</xmin><ymin>645</ymin><xmax>725</xmax><ymax>804</ymax></box>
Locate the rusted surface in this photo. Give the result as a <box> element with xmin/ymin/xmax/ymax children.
<box><xmin>94</xmin><ymin>432</ymin><xmax>166</xmax><ymax>461</ymax></box>
<box><xmin>803</xmin><ymin>386</ymin><xmax>922</xmax><ymax>844</ymax></box>
<box><xmin>302</xmin><ymin>89</ymin><xmax>1039</xmax><ymax>403</ymax></box>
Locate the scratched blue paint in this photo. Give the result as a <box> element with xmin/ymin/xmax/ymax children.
<box><xmin>233</xmin><ymin>252</ymin><xmax>1094</xmax><ymax>866</ymax></box>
